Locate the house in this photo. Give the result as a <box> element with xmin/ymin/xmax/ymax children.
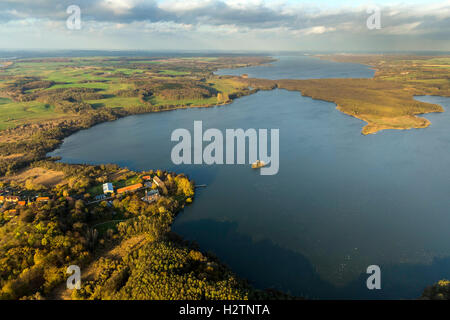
<box><xmin>36</xmin><ymin>197</ymin><xmax>50</xmax><ymax>202</ymax></box>
<box><xmin>95</xmin><ymin>194</ymin><xmax>106</xmax><ymax>201</ymax></box>
<box><xmin>103</xmin><ymin>183</ymin><xmax>114</xmax><ymax>195</ymax></box>
<box><xmin>117</xmin><ymin>183</ymin><xmax>143</xmax><ymax>194</ymax></box>
<box><xmin>142</xmin><ymin>175</ymin><xmax>151</xmax><ymax>180</ymax></box>
<box><xmin>144</xmin><ymin>181</ymin><xmax>153</xmax><ymax>188</ymax></box>
<box><xmin>5</xmin><ymin>209</ymin><xmax>17</xmax><ymax>216</ymax></box>
<box><xmin>0</xmin><ymin>196</ymin><xmax>20</xmax><ymax>203</ymax></box>
<box><xmin>17</xmin><ymin>201</ymin><xmax>26</xmax><ymax>206</ymax></box>
<box><xmin>9</xmin><ymin>196</ymin><xmax>19</xmax><ymax>202</ymax></box>
<box><xmin>153</xmin><ymin>176</ymin><xmax>168</xmax><ymax>195</ymax></box>
<box><xmin>153</xmin><ymin>176</ymin><xmax>162</xmax><ymax>187</ymax></box>
<box><xmin>142</xmin><ymin>189</ymin><xmax>160</xmax><ymax>203</ymax></box>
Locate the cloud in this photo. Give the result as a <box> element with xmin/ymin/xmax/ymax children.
<box><xmin>292</xmin><ymin>26</ymin><xmax>336</xmax><ymax>36</ymax></box>
<box><xmin>0</xmin><ymin>0</ymin><xmax>449</xmax><ymax>51</ymax></box>
<box><xmin>101</xmin><ymin>0</ymin><xmax>145</xmax><ymax>14</ymax></box>
<box><xmin>382</xmin><ymin>22</ymin><xmax>423</xmax><ymax>35</ymax></box>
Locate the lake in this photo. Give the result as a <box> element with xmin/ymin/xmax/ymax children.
<box><xmin>49</xmin><ymin>56</ymin><xmax>450</xmax><ymax>299</ymax></box>
<box><xmin>215</xmin><ymin>55</ymin><xmax>375</xmax><ymax>80</ymax></box>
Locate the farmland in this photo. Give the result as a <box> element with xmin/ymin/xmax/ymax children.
<box><xmin>3</xmin><ymin>54</ymin><xmax>450</xmax><ymax>138</ymax></box>
<box><xmin>0</xmin><ymin>56</ymin><xmax>271</xmax><ymax>131</ymax></box>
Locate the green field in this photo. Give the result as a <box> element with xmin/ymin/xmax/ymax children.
<box><xmin>158</xmin><ymin>70</ymin><xmax>190</xmax><ymax>76</ymax></box>
<box><xmin>0</xmin><ymin>56</ymin><xmax>264</xmax><ymax>131</ymax></box>
<box><xmin>87</xmin><ymin>175</ymin><xmax>141</xmax><ymax>196</ymax></box>
<box><xmin>0</xmin><ymin>100</ymin><xmax>57</xmax><ymax>130</ymax></box>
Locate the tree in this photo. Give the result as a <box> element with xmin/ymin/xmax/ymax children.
<box><xmin>175</xmin><ymin>175</ymin><xmax>194</xmax><ymax>197</ymax></box>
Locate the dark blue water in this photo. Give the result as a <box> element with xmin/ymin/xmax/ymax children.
<box><xmin>49</xmin><ymin>56</ymin><xmax>450</xmax><ymax>299</ymax></box>
<box><xmin>215</xmin><ymin>55</ymin><xmax>375</xmax><ymax>79</ymax></box>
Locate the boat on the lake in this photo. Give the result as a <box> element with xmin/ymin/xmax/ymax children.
<box><xmin>251</xmin><ymin>160</ymin><xmax>266</xmax><ymax>169</ymax></box>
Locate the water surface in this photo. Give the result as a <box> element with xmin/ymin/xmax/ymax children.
<box><xmin>215</xmin><ymin>55</ymin><xmax>375</xmax><ymax>79</ymax></box>
<box><xmin>49</xmin><ymin>56</ymin><xmax>450</xmax><ymax>299</ymax></box>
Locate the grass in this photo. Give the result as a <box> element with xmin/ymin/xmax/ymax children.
<box><xmin>147</xmin><ymin>77</ymin><xmax>247</xmax><ymax>108</ymax></box>
<box><xmin>88</xmin><ymin>175</ymin><xmax>141</xmax><ymax>196</ymax></box>
<box><xmin>0</xmin><ymin>97</ymin><xmax>12</xmax><ymax>105</ymax></box>
<box><xmin>0</xmin><ymin>101</ymin><xmax>58</xmax><ymax>130</ymax></box>
<box><xmin>94</xmin><ymin>220</ymin><xmax>123</xmax><ymax>236</ymax></box>
<box><xmin>150</xmin><ymin>95</ymin><xmax>218</xmax><ymax>107</ymax></box>
<box><xmin>87</xmin><ymin>184</ymin><xmax>104</xmax><ymax>196</ymax></box>
<box><xmin>0</xmin><ymin>167</ymin><xmax>66</xmax><ymax>188</ymax></box>
<box><xmin>130</xmin><ymin>60</ymin><xmax>162</xmax><ymax>64</ymax></box>
<box><xmin>210</xmin><ymin>78</ymin><xmax>248</xmax><ymax>95</ymax></box>
<box><xmin>49</xmin><ymin>82</ymin><xmax>111</xmax><ymax>90</ymax></box>
<box><xmin>114</xmin><ymin>68</ymin><xmax>145</xmax><ymax>75</ymax></box>
<box><xmin>158</xmin><ymin>70</ymin><xmax>190</xmax><ymax>76</ymax></box>
<box><xmin>0</xmin><ymin>58</ymin><xmax>151</xmax><ymax>129</ymax></box>
<box><xmin>86</xmin><ymin>96</ymin><xmax>142</xmax><ymax>109</ymax></box>
<box><xmin>0</xmin><ymin>56</ymin><xmax>273</xmax><ymax>132</ymax></box>
<box><xmin>114</xmin><ymin>175</ymin><xmax>140</xmax><ymax>189</ymax></box>
<box><xmin>275</xmin><ymin>78</ymin><xmax>444</xmax><ymax>134</ymax></box>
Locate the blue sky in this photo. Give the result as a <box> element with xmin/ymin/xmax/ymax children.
<box><xmin>0</xmin><ymin>0</ymin><xmax>449</xmax><ymax>51</ymax></box>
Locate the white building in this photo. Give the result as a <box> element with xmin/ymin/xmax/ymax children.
<box><xmin>103</xmin><ymin>183</ymin><xmax>114</xmax><ymax>195</ymax></box>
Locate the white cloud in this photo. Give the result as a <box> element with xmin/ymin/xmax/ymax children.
<box><xmin>102</xmin><ymin>0</ymin><xmax>145</xmax><ymax>14</ymax></box>
<box><xmin>292</xmin><ymin>26</ymin><xmax>336</xmax><ymax>36</ymax></box>
<box><xmin>159</xmin><ymin>0</ymin><xmax>214</xmax><ymax>12</ymax></box>
<box><xmin>382</xmin><ymin>22</ymin><xmax>422</xmax><ymax>35</ymax></box>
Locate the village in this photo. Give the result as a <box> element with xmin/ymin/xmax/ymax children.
<box><xmin>0</xmin><ymin>173</ymin><xmax>170</xmax><ymax>219</ymax></box>
<box><xmin>0</xmin><ymin>190</ymin><xmax>51</xmax><ymax>217</ymax></box>
<box><xmin>89</xmin><ymin>175</ymin><xmax>167</xmax><ymax>203</ymax></box>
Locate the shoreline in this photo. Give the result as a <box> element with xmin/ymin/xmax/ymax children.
<box><xmin>0</xmin><ymin>62</ymin><xmax>273</xmax><ymax>300</ymax></box>
<box><xmin>2</xmin><ymin>54</ymin><xmax>450</xmax><ymax>299</ymax></box>
<box><xmin>311</xmin><ymin>54</ymin><xmax>447</xmax><ymax>134</ymax></box>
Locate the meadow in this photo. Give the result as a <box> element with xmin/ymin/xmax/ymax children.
<box><xmin>0</xmin><ymin>56</ymin><xmax>268</xmax><ymax>131</ymax></box>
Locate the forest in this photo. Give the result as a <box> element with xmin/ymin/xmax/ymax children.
<box><xmin>0</xmin><ymin>160</ymin><xmax>264</xmax><ymax>299</ymax></box>
<box><xmin>0</xmin><ymin>56</ymin><xmax>279</xmax><ymax>300</ymax></box>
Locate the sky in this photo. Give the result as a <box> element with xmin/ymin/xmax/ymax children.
<box><xmin>0</xmin><ymin>0</ymin><xmax>449</xmax><ymax>52</ymax></box>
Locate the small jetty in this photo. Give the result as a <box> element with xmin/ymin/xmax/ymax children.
<box><xmin>251</xmin><ymin>160</ymin><xmax>266</xmax><ymax>169</ymax></box>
